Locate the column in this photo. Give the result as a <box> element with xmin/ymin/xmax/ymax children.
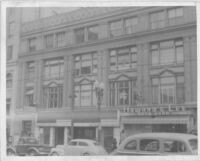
<box><xmin>100</xmin><ymin>50</ymin><xmax>109</xmax><ymax>108</ymax></box>
<box><xmin>35</xmin><ymin>59</ymin><xmax>43</xmax><ymax>109</ymax></box>
<box><xmin>50</xmin><ymin>127</ymin><xmax>55</xmax><ymax>146</ymax></box>
<box><xmin>184</xmin><ymin>37</ymin><xmax>192</xmax><ymax>103</ymax></box>
<box><xmin>64</xmin><ymin>127</ymin><xmax>69</xmax><ymax>145</ymax></box>
<box><xmin>63</xmin><ymin>56</ymin><xmax>68</xmax><ymax>108</ymax></box>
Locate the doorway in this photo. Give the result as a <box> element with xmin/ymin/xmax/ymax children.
<box><xmin>55</xmin><ymin>127</ymin><xmax>64</xmax><ymax>146</ymax></box>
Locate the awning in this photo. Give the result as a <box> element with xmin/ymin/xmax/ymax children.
<box><xmin>121</xmin><ymin>116</ymin><xmax>190</xmax><ymax>124</ymax></box>
<box><xmin>73</xmin><ymin>122</ymin><xmax>99</xmax><ymax>127</ymax></box>
<box><xmin>37</xmin><ymin>119</ymin><xmax>72</xmax><ymax>127</ymax></box>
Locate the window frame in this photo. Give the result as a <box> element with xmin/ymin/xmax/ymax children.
<box><xmin>45</xmin><ymin>34</ymin><xmax>54</xmax><ymax>49</ymax></box>
<box><xmin>124</xmin><ymin>140</ymin><xmax>137</xmax><ymax>151</ymax></box>
<box><xmin>6</xmin><ymin>73</ymin><xmax>13</xmax><ymax>88</ymax></box>
<box><xmin>56</xmin><ymin>31</ymin><xmax>66</xmax><ymax>47</ymax></box>
<box><xmin>109</xmin><ymin>20</ymin><xmax>123</xmax><ymax>37</ymax></box>
<box><xmin>87</xmin><ymin>25</ymin><xmax>99</xmax><ymax>41</ymax></box>
<box><xmin>150</xmin><ymin>11</ymin><xmax>165</xmax><ymax>30</ymax></box>
<box><xmin>74</xmin><ymin>28</ymin><xmax>85</xmax><ymax>44</ymax></box>
<box><xmin>7</xmin><ymin>45</ymin><xmax>13</xmax><ymax>61</ymax></box>
<box><xmin>28</xmin><ymin>37</ymin><xmax>37</xmax><ymax>52</ymax></box>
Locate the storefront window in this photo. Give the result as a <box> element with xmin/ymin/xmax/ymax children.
<box><xmin>22</xmin><ymin>120</ymin><xmax>32</xmax><ymax>137</ymax></box>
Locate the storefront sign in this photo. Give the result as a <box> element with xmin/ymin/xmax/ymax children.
<box><xmin>120</xmin><ymin>105</ymin><xmax>186</xmax><ymax>116</ymax></box>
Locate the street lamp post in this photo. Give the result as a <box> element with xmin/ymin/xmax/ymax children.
<box><xmin>94</xmin><ymin>80</ymin><xmax>104</xmax><ymax>142</ymax></box>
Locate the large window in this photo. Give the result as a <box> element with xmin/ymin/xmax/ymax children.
<box><xmin>88</xmin><ymin>25</ymin><xmax>99</xmax><ymax>41</ymax></box>
<box><xmin>152</xmin><ymin>75</ymin><xmax>184</xmax><ymax>104</ymax></box>
<box><xmin>56</xmin><ymin>32</ymin><xmax>66</xmax><ymax>47</ymax></box>
<box><xmin>43</xmin><ymin>85</ymin><xmax>63</xmax><ymax>108</ymax></box>
<box><xmin>43</xmin><ymin>58</ymin><xmax>64</xmax><ymax>80</ymax></box>
<box><xmin>26</xmin><ymin>61</ymin><xmax>35</xmax><ymax>80</ymax></box>
<box><xmin>25</xmin><ymin>87</ymin><xmax>34</xmax><ymax>106</ymax></box>
<box><xmin>74</xmin><ymin>53</ymin><xmax>97</xmax><ymax>76</ymax></box>
<box><xmin>6</xmin><ymin>73</ymin><xmax>12</xmax><ymax>88</ymax></box>
<box><xmin>74</xmin><ymin>28</ymin><xmax>85</xmax><ymax>44</ymax></box>
<box><xmin>124</xmin><ymin>17</ymin><xmax>138</xmax><ymax>34</ymax></box>
<box><xmin>110</xmin><ymin>46</ymin><xmax>137</xmax><ymax>71</ymax></box>
<box><xmin>110</xmin><ymin>80</ymin><xmax>137</xmax><ymax>106</ymax></box>
<box><xmin>74</xmin><ymin>83</ymin><xmax>97</xmax><ymax>107</ymax></box>
<box><xmin>45</xmin><ymin>34</ymin><xmax>54</xmax><ymax>48</ymax></box>
<box><xmin>150</xmin><ymin>11</ymin><xmax>165</xmax><ymax>29</ymax></box>
<box><xmin>7</xmin><ymin>45</ymin><xmax>13</xmax><ymax>61</ymax></box>
<box><xmin>29</xmin><ymin>38</ymin><xmax>37</xmax><ymax>52</ymax></box>
<box><xmin>110</xmin><ymin>20</ymin><xmax>123</xmax><ymax>37</ymax></box>
<box><xmin>168</xmin><ymin>7</ymin><xmax>183</xmax><ymax>19</ymax></box>
<box><xmin>151</xmin><ymin>39</ymin><xmax>184</xmax><ymax>66</ymax></box>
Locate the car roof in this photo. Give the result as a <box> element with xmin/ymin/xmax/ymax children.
<box><xmin>71</xmin><ymin>139</ymin><xmax>96</xmax><ymax>143</ymax></box>
<box><xmin>125</xmin><ymin>133</ymin><xmax>197</xmax><ymax>140</ymax></box>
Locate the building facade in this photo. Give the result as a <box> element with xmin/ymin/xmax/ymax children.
<box><xmin>14</xmin><ymin>7</ymin><xmax>197</xmax><ymax>149</ymax></box>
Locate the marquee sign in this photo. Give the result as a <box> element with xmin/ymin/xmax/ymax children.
<box><xmin>120</xmin><ymin>105</ymin><xmax>188</xmax><ymax>116</ymax></box>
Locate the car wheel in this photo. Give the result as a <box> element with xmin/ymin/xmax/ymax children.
<box><xmin>28</xmin><ymin>150</ymin><xmax>37</xmax><ymax>156</ymax></box>
<box><xmin>51</xmin><ymin>152</ymin><xmax>59</xmax><ymax>156</ymax></box>
<box><xmin>7</xmin><ymin>149</ymin><xmax>16</xmax><ymax>156</ymax></box>
<box><xmin>83</xmin><ymin>152</ymin><xmax>90</xmax><ymax>156</ymax></box>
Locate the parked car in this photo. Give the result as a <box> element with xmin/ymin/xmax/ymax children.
<box><xmin>7</xmin><ymin>137</ymin><xmax>52</xmax><ymax>156</ymax></box>
<box><xmin>50</xmin><ymin>139</ymin><xmax>107</xmax><ymax>156</ymax></box>
<box><xmin>112</xmin><ymin>133</ymin><xmax>197</xmax><ymax>155</ymax></box>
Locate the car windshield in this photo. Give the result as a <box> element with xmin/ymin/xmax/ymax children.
<box><xmin>26</xmin><ymin>138</ymin><xmax>38</xmax><ymax>144</ymax></box>
<box><xmin>189</xmin><ymin>139</ymin><xmax>197</xmax><ymax>150</ymax></box>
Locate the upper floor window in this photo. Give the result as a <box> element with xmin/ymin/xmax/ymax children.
<box><xmin>74</xmin><ymin>82</ymin><xmax>97</xmax><ymax>107</ymax></box>
<box><xmin>56</xmin><ymin>32</ymin><xmax>66</xmax><ymax>47</ymax></box>
<box><xmin>110</xmin><ymin>79</ymin><xmax>137</xmax><ymax>106</ymax></box>
<box><xmin>7</xmin><ymin>45</ymin><xmax>13</xmax><ymax>61</ymax></box>
<box><xmin>124</xmin><ymin>17</ymin><xmax>138</xmax><ymax>34</ymax></box>
<box><xmin>8</xmin><ymin>22</ymin><xmax>14</xmax><ymax>38</ymax></box>
<box><xmin>110</xmin><ymin>46</ymin><xmax>137</xmax><ymax>71</ymax></box>
<box><xmin>74</xmin><ymin>28</ymin><xmax>85</xmax><ymax>44</ymax></box>
<box><xmin>152</xmin><ymin>73</ymin><xmax>184</xmax><ymax>104</ymax></box>
<box><xmin>150</xmin><ymin>11</ymin><xmax>165</xmax><ymax>29</ymax></box>
<box><xmin>110</xmin><ymin>20</ymin><xmax>123</xmax><ymax>37</ymax></box>
<box><xmin>74</xmin><ymin>53</ymin><xmax>97</xmax><ymax>76</ymax></box>
<box><xmin>43</xmin><ymin>58</ymin><xmax>64</xmax><ymax>80</ymax></box>
<box><xmin>168</xmin><ymin>7</ymin><xmax>183</xmax><ymax>19</ymax></box>
<box><xmin>6</xmin><ymin>73</ymin><xmax>12</xmax><ymax>88</ymax></box>
<box><xmin>26</xmin><ymin>62</ymin><xmax>35</xmax><ymax>80</ymax></box>
<box><xmin>6</xmin><ymin>98</ymin><xmax>11</xmax><ymax>116</ymax></box>
<box><xmin>25</xmin><ymin>87</ymin><xmax>34</xmax><ymax>106</ymax></box>
<box><xmin>29</xmin><ymin>38</ymin><xmax>37</xmax><ymax>52</ymax></box>
<box><xmin>43</xmin><ymin>84</ymin><xmax>63</xmax><ymax>108</ymax></box>
<box><xmin>88</xmin><ymin>25</ymin><xmax>99</xmax><ymax>41</ymax></box>
<box><xmin>151</xmin><ymin>39</ymin><xmax>183</xmax><ymax>66</ymax></box>
<box><xmin>45</xmin><ymin>34</ymin><xmax>54</xmax><ymax>48</ymax></box>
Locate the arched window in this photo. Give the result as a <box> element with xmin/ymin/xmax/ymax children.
<box><xmin>6</xmin><ymin>73</ymin><xmax>12</xmax><ymax>88</ymax></box>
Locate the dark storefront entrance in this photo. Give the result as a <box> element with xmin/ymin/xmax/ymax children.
<box><xmin>74</xmin><ymin>127</ymin><xmax>96</xmax><ymax>140</ymax></box>
<box><xmin>152</xmin><ymin>124</ymin><xmax>187</xmax><ymax>133</ymax></box>
<box><xmin>55</xmin><ymin>127</ymin><xmax>64</xmax><ymax>146</ymax></box>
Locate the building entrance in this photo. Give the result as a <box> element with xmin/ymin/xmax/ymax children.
<box><xmin>55</xmin><ymin>127</ymin><xmax>64</xmax><ymax>146</ymax></box>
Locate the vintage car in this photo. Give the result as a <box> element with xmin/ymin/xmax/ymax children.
<box><xmin>50</xmin><ymin>139</ymin><xmax>107</xmax><ymax>156</ymax></box>
<box><xmin>112</xmin><ymin>133</ymin><xmax>197</xmax><ymax>155</ymax></box>
<box><xmin>7</xmin><ymin>137</ymin><xmax>52</xmax><ymax>156</ymax></box>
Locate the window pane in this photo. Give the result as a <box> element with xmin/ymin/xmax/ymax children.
<box><xmin>164</xmin><ymin>140</ymin><xmax>186</xmax><ymax>152</ymax></box>
<box><xmin>176</xmin><ymin>84</ymin><xmax>184</xmax><ymax>104</ymax></box>
<box><xmin>176</xmin><ymin>47</ymin><xmax>184</xmax><ymax>63</ymax></box>
<box><xmin>160</xmin><ymin>48</ymin><xmax>174</xmax><ymax>65</ymax></box>
<box><xmin>124</xmin><ymin>140</ymin><xmax>137</xmax><ymax>150</ymax></box>
<box><xmin>75</xmin><ymin>28</ymin><xmax>85</xmax><ymax>43</ymax></box>
<box><xmin>45</xmin><ymin>34</ymin><xmax>54</xmax><ymax>48</ymax></box>
<box><xmin>125</xmin><ymin>17</ymin><xmax>138</xmax><ymax>34</ymax></box>
<box><xmin>152</xmin><ymin>50</ymin><xmax>159</xmax><ymax>65</ymax></box>
<box><xmin>110</xmin><ymin>20</ymin><xmax>122</xmax><ymax>37</ymax></box>
<box><xmin>140</xmin><ymin>139</ymin><xmax>159</xmax><ymax>151</ymax></box>
<box><xmin>56</xmin><ymin>32</ymin><xmax>65</xmax><ymax>47</ymax></box>
<box><xmin>88</xmin><ymin>26</ymin><xmax>99</xmax><ymax>41</ymax></box>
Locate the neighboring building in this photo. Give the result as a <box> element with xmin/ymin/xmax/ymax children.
<box><xmin>14</xmin><ymin>6</ymin><xmax>197</xmax><ymax>149</ymax></box>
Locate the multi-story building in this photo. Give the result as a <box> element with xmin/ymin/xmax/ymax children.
<box><xmin>14</xmin><ymin>7</ymin><xmax>197</xmax><ymax>149</ymax></box>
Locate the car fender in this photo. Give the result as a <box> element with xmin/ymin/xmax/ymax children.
<box><xmin>27</xmin><ymin>147</ymin><xmax>39</xmax><ymax>154</ymax></box>
<box><xmin>7</xmin><ymin>147</ymin><xmax>16</xmax><ymax>154</ymax></box>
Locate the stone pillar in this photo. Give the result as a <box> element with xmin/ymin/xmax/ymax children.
<box><xmin>184</xmin><ymin>37</ymin><xmax>192</xmax><ymax>103</ymax></box>
<box><xmin>50</xmin><ymin>127</ymin><xmax>55</xmax><ymax>146</ymax></box>
<box><xmin>101</xmin><ymin>50</ymin><xmax>109</xmax><ymax>108</ymax></box>
<box><xmin>64</xmin><ymin>127</ymin><xmax>69</xmax><ymax>145</ymax></box>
